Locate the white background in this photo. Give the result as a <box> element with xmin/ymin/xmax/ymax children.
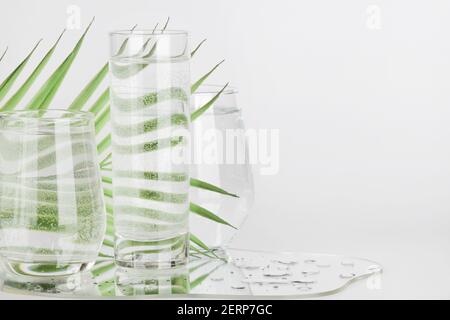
<box><xmin>1</xmin><ymin>0</ymin><xmax>450</xmax><ymax>299</ymax></box>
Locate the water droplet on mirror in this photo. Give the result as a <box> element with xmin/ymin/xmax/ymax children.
<box><xmin>292</xmin><ymin>279</ymin><xmax>316</xmax><ymax>284</ymax></box>
<box><xmin>239</xmin><ymin>265</ymin><xmax>261</xmax><ymax>270</ymax></box>
<box><xmin>341</xmin><ymin>260</ymin><xmax>355</xmax><ymax>267</ymax></box>
<box><xmin>301</xmin><ymin>269</ymin><xmax>320</xmax><ymax>276</ymax></box>
<box><xmin>211</xmin><ymin>277</ymin><xmax>224</xmax><ymax>282</ymax></box>
<box><xmin>304</xmin><ymin>259</ymin><xmax>316</xmax><ymax>264</ymax></box>
<box><xmin>316</xmin><ymin>263</ymin><xmax>331</xmax><ymax>268</ymax></box>
<box><xmin>367</xmin><ymin>265</ymin><xmax>381</xmax><ymax>272</ymax></box>
<box><xmin>340</xmin><ymin>272</ymin><xmax>356</xmax><ymax>279</ymax></box>
<box><xmin>263</xmin><ymin>272</ymin><xmax>291</xmax><ymax>278</ymax></box>
<box><xmin>231</xmin><ymin>285</ymin><xmax>246</xmax><ymax>290</ymax></box>
<box><xmin>271</xmin><ymin>259</ymin><xmax>298</xmax><ymax>265</ymax></box>
<box><xmin>297</xmin><ymin>286</ymin><xmax>312</xmax><ymax>291</ymax></box>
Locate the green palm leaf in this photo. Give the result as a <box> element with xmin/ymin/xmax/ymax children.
<box><xmin>114</xmin><ymin>24</ymin><xmax>138</xmax><ymax>56</ymax></box>
<box><xmin>0</xmin><ymin>40</ymin><xmax>41</xmax><ymax>102</ymax></box>
<box><xmin>190</xmin><ymin>233</ymin><xmax>210</xmax><ymax>251</ymax></box>
<box><xmin>191</xmin><ymin>82</ymin><xmax>229</xmax><ymax>121</ymax></box>
<box><xmin>1</xmin><ymin>31</ymin><xmax>65</xmax><ymax>111</ymax></box>
<box><xmin>68</xmin><ymin>24</ymin><xmax>137</xmax><ymax>112</ymax></box>
<box><xmin>132</xmin><ymin>23</ymin><xmax>159</xmax><ymax>57</ymax></box>
<box><xmin>95</xmin><ymin>106</ymin><xmax>110</xmax><ymax>134</ymax></box>
<box><xmin>97</xmin><ymin>134</ymin><xmax>111</xmax><ymax>154</ymax></box>
<box><xmin>100</xmin><ymin>170</ymin><xmax>236</xmax><ymax>197</ymax></box>
<box><xmin>190</xmin><ymin>202</ymin><xmax>236</xmax><ymax>229</ymax></box>
<box><xmin>68</xmin><ymin>63</ymin><xmax>108</xmax><ymax>111</ymax></box>
<box><xmin>0</xmin><ymin>47</ymin><xmax>7</xmax><ymax>63</ymax></box>
<box><xmin>191</xmin><ymin>60</ymin><xmax>224</xmax><ymax>93</ymax></box>
<box><xmin>190</xmin><ymin>263</ymin><xmax>223</xmax><ymax>289</ymax></box>
<box><xmin>190</xmin><ymin>245</ymin><xmax>217</xmax><ymax>259</ymax></box>
<box><xmin>191</xmin><ymin>39</ymin><xmax>206</xmax><ymax>58</ymax></box>
<box><xmin>100</xmin><ymin>153</ymin><xmax>112</xmax><ymax>168</ymax></box>
<box><xmin>88</xmin><ymin>89</ymin><xmax>109</xmax><ymax>115</ymax></box>
<box><xmin>190</xmin><ymin>178</ymin><xmax>238</xmax><ymax>198</ymax></box>
<box><xmin>26</xmin><ymin>17</ymin><xmax>94</xmax><ymax>110</ymax></box>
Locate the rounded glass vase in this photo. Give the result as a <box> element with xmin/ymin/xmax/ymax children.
<box><xmin>190</xmin><ymin>85</ymin><xmax>254</xmax><ymax>254</ymax></box>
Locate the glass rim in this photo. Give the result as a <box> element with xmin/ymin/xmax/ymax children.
<box><xmin>109</xmin><ymin>29</ymin><xmax>188</xmax><ymax>37</ymax></box>
<box><xmin>0</xmin><ymin>109</ymin><xmax>94</xmax><ymax>125</ymax></box>
<box><xmin>193</xmin><ymin>84</ymin><xmax>238</xmax><ymax>96</ymax></box>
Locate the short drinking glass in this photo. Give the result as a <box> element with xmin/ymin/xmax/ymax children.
<box><xmin>0</xmin><ymin>110</ymin><xmax>106</xmax><ymax>277</ymax></box>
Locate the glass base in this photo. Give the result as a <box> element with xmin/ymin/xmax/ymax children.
<box><xmin>114</xmin><ymin>233</ymin><xmax>189</xmax><ymax>269</ymax></box>
<box><xmin>0</xmin><ymin>258</ymin><xmax>96</xmax><ymax>277</ymax></box>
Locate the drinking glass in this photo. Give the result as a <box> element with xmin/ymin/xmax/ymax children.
<box><xmin>190</xmin><ymin>85</ymin><xmax>254</xmax><ymax>251</ymax></box>
<box><xmin>0</xmin><ymin>110</ymin><xmax>105</xmax><ymax>277</ymax></box>
<box><xmin>110</xmin><ymin>30</ymin><xmax>191</xmax><ymax>269</ymax></box>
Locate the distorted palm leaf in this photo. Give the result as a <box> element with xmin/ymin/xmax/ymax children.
<box><xmin>110</xmin><ymin>18</ymin><xmax>170</xmax><ymax>79</ymax></box>
<box><xmin>0</xmin><ymin>19</ymin><xmax>236</xmax><ymax>285</ymax></box>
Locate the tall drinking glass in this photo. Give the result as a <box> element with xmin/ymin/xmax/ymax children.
<box><xmin>0</xmin><ymin>110</ymin><xmax>105</xmax><ymax>277</ymax></box>
<box><xmin>109</xmin><ymin>30</ymin><xmax>191</xmax><ymax>269</ymax></box>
